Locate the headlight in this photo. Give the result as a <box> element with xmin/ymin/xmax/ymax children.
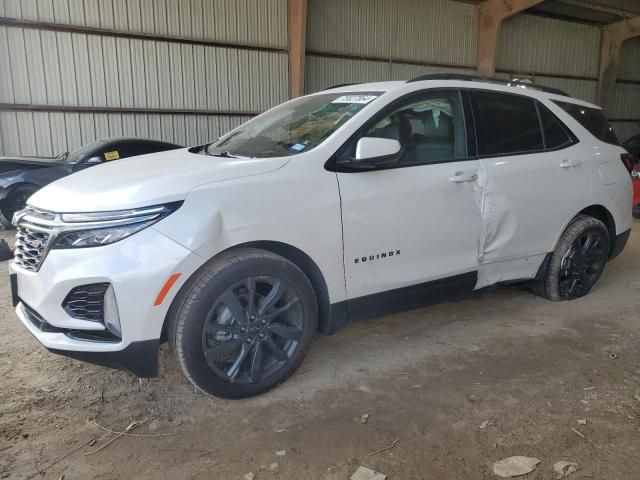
<box><xmin>50</xmin><ymin>201</ymin><xmax>182</xmax><ymax>249</ymax></box>
<box><xmin>53</xmin><ymin>221</ymin><xmax>156</xmax><ymax>248</ymax></box>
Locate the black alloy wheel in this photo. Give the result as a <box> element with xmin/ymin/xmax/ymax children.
<box><xmin>201</xmin><ymin>276</ymin><xmax>303</xmax><ymax>384</ymax></box>
<box><xmin>558</xmin><ymin>228</ymin><xmax>608</xmax><ymax>299</ymax></box>
<box><xmin>169</xmin><ymin>248</ymin><xmax>317</xmax><ymax>399</ymax></box>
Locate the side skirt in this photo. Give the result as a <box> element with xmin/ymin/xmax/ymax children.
<box><xmin>326</xmin><ymin>271</ymin><xmax>478</xmax><ymax>334</ymax></box>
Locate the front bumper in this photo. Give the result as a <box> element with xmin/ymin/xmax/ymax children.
<box><xmin>11</xmin><ymin>226</ymin><xmax>204</xmax><ymax>376</ymax></box>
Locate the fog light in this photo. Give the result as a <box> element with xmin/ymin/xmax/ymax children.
<box><xmin>103</xmin><ymin>285</ymin><xmax>122</xmax><ymax>338</ymax></box>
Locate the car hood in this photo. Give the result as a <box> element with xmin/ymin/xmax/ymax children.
<box><xmin>28</xmin><ymin>148</ymin><xmax>290</xmax><ymax>212</ymax></box>
<box><xmin>0</xmin><ymin>156</ymin><xmax>65</xmax><ymax>174</ymax></box>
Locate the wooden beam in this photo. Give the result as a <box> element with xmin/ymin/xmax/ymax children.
<box><xmin>288</xmin><ymin>0</ymin><xmax>308</xmax><ymax>98</ymax></box>
<box><xmin>597</xmin><ymin>16</ymin><xmax>640</xmax><ymax>109</ymax></box>
<box><xmin>477</xmin><ymin>0</ymin><xmax>544</xmax><ymax>77</ymax></box>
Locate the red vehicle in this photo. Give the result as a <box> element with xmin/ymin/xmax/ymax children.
<box><xmin>633</xmin><ymin>170</ymin><xmax>640</xmax><ymax>218</ymax></box>
<box><xmin>622</xmin><ymin>135</ymin><xmax>640</xmax><ymax>218</ymax></box>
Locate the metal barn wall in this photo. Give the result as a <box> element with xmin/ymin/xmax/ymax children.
<box><xmin>496</xmin><ymin>14</ymin><xmax>600</xmax><ymax>102</ymax></box>
<box><xmin>0</xmin><ymin>0</ymin><xmax>288</xmax><ymax>156</ymax></box>
<box><xmin>305</xmin><ymin>0</ymin><xmax>478</xmax><ymax>93</ymax></box>
<box><xmin>612</xmin><ymin>37</ymin><xmax>640</xmax><ymax>142</ymax></box>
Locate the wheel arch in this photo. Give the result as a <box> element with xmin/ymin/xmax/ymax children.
<box><xmin>0</xmin><ymin>181</ymin><xmax>41</xmax><ymax>200</ymax></box>
<box><xmin>578</xmin><ymin>204</ymin><xmax>616</xmax><ymax>258</ymax></box>
<box><xmin>160</xmin><ymin>240</ymin><xmax>334</xmax><ymax>343</ymax></box>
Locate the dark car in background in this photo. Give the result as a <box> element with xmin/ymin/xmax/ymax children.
<box><xmin>0</xmin><ymin>138</ymin><xmax>181</xmax><ymax>226</ymax></box>
<box><xmin>622</xmin><ymin>135</ymin><xmax>640</xmax><ymax>218</ymax></box>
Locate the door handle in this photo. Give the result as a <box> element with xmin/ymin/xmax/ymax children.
<box><xmin>450</xmin><ymin>170</ymin><xmax>478</xmax><ymax>183</ymax></box>
<box><xmin>560</xmin><ymin>159</ymin><xmax>581</xmax><ymax>168</ymax></box>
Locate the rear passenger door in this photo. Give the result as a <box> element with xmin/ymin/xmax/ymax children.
<box><xmin>470</xmin><ymin>90</ymin><xmax>590</xmax><ymax>263</ymax></box>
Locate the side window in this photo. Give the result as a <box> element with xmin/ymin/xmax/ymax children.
<box><xmin>537</xmin><ymin>103</ymin><xmax>573</xmax><ymax>149</ymax></box>
<box><xmin>472</xmin><ymin>91</ymin><xmax>544</xmax><ymax>156</ymax></box>
<box><xmin>554</xmin><ymin>101</ymin><xmax>619</xmax><ymax>145</ymax></box>
<box><xmin>345</xmin><ymin>90</ymin><xmax>467</xmax><ymax>166</ymax></box>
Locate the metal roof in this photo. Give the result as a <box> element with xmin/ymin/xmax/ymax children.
<box><xmin>460</xmin><ymin>0</ymin><xmax>640</xmax><ymax>25</ymax></box>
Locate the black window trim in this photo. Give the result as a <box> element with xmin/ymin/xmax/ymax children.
<box><xmin>325</xmin><ymin>88</ymin><xmax>475</xmax><ymax>173</ymax></box>
<box><xmin>534</xmin><ymin>101</ymin><xmax>578</xmax><ymax>152</ymax></box>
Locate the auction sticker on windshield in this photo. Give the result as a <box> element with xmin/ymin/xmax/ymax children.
<box><xmin>331</xmin><ymin>95</ymin><xmax>378</xmax><ymax>104</ymax></box>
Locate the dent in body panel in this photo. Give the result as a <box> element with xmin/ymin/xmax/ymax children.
<box><xmin>476</xmin><ymin>169</ymin><xmax>517</xmax><ymax>263</ymax></box>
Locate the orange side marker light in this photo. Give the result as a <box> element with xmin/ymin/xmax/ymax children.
<box><xmin>154</xmin><ymin>273</ymin><xmax>182</xmax><ymax>306</ymax></box>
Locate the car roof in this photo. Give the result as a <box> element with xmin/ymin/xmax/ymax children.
<box><xmin>101</xmin><ymin>137</ymin><xmax>182</xmax><ymax>148</ymax></box>
<box><xmin>320</xmin><ymin>77</ymin><xmax>601</xmax><ymax>110</ymax></box>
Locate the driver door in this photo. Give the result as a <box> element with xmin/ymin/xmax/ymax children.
<box><xmin>334</xmin><ymin>89</ymin><xmax>484</xmax><ymax>319</ymax></box>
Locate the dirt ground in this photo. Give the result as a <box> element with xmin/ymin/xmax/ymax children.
<box><xmin>1</xmin><ymin>222</ymin><xmax>639</xmax><ymax>480</ymax></box>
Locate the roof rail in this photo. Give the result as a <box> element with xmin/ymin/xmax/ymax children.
<box><xmin>322</xmin><ymin>83</ymin><xmax>359</xmax><ymax>91</ymax></box>
<box><xmin>407</xmin><ymin>73</ymin><xmax>571</xmax><ymax>97</ymax></box>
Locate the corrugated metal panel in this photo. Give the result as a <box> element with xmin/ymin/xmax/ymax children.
<box><xmin>610</xmin><ymin>83</ymin><xmax>640</xmax><ymax>120</ymax></box>
<box><xmin>308</xmin><ymin>0</ymin><xmax>392</xmax><ymax>58</ymax></box>
<box><xmin>305</xmin><ymin>55</ymin><xmax>477</xmax><ymax>94</ymax></box>
<box><xmin>496</xmin><ymin>14</ymin><xmax>601</xmax><ymax>78</ymax></box>
<box><xmin>0</xmin><ymin>27</ymin><xmax>288</xmax><ymax>112</ymax></box>
<box><xmin>393</xmin><ymin>0</ymin><xmax>477</xmax><ymax>67</ymax></box>
<box><xmin>534</xmin><ymin>77</ymin><xmax>597</xmax><ymax>104</ymax></box>
<box><xmin>308</xmin><ymin>0</ymin><xmax>476</xmax><ymax>67</ymax></box>
<box><xmin>0</xmin><ymin>111</ymin><xmax>253</xmax><ymax>156</ymax></box>
<box><xmin>305</xmin><ymin>56</ymin><xmax>390</xmax><ymax>94</ymax></box>
<box><xmin>611</xmin><ymin>122</ymin><xmax>640</xmax><ymax>143</ymax></box>
<box><xmin>618</xmin><ymin>38</ymin><xmax>640</xmax><ymax>81</ymax></box>
<box><xmin>2</xmin><ymin>0</ymin><xmax>288</xmax><ymax>48</ymax></box>
<box><xmin>390</xmin><ymin>63</ymin><xmax>474</xmax><ymax>82</ymax></box>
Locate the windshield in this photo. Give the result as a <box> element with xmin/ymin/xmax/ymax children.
<box><xmin>62</xmin><ymin>140</ymin><xmax>107</xmax><ymax>163</ymax></box>
<box><xmin>206</xmin><ymin>92</ymin><xmax>382</xmax><ymax>158</ymax></box>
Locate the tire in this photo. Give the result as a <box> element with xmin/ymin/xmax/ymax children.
<box><xmin>0</xmin><ymin>184</ymin><xmax>39</xmax><ymax>228</ymax></box>
<box><xmin>168</xmin><ymin>248</ymin><xmax>318</xmax><ymax>399</ymax></box>
<box><xmin>532</xmin><ymin>215</ymin><xmax>610</xmax><ymax>301</ymax></box>
<box><xmin>633</xmin><ymin>204</ymin><xmax>640</xmax><ymax>219</ymax></box>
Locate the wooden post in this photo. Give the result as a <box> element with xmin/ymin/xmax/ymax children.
<box><xmin>477</xmin><ymin>0</ymin><xmax>544</xmax><ymax>77</ymax></box>
<box><xmin>288</xmin><ymin>0</ymin><xmax>307</xmax><ymax>98</ymax></box>
<box><xmin>597</xmin><ymin>17</ymin><xmax>640</xmax><ymax>110</ymax></box>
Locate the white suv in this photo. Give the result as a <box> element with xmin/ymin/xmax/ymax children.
<box><xmin>10</xmin><ymin>74</ymin><xmax>633</xmax><ymax>398</ymax></box>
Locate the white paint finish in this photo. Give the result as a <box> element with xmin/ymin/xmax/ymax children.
<box><xmin>11</xmin><ymin>226</ymin><xmax>204</xmax><ymax>348</ymax></box>
<box><xmin>478</xmin><ymin>140</ymin><xmax>591</xmax><ymax>263</ymax></box>
<box><xmin>338</xmin><ymin>160</ymin><xmax>483</xmax><ymax>299</ymax></box>
<box><xmin>12</xmin><ymin>79</ymin><xmax>633</xmax><ymax>356</ymax></box>
<box><xmin>28</xmin><ymin>148</ymin><xmax>290</xmax><ymax>212</ymax></box>
<box><xmin>476</xmin><ymin>254</ymin><xmax>547</xmax><ymax>289</ymax></box>
<box><xmin>355</xmin><ymin>137</ymin><xmax>400</xmax><ymax>160</ymax></box>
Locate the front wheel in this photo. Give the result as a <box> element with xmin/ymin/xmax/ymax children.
<box><xmin>0</xmin><ymin>184</ymin><xmax>39</xmax><ymax>227</ymax></box>
<box><xmin>169</xmin><ymin>248</ymin><xmax>317</xmax><ymax>399</ymax></box>
<box><xmin>532</xmin><ymin>215</ymin><xmax>610</xmax><ymax>301</ymax></box>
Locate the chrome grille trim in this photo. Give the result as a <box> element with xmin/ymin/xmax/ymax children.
<box><xmin>13</xmin><ymin>207</ymin><xmax>57</xmax><ymax>272</ymax></box>
<box><xmin>11</xmin><ymin>202</ymin><xmax>181</xmax><ymax>272</ymax></box>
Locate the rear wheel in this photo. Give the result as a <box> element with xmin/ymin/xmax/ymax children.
<box><xmin>169</xmin><ymin>248</ymin><xmax>317</xmax><ymax>398</ymax></box>
<box><xmin>533</xmin><ymin>215</ymin><xmax>610</xmax><ymax>301</ymax></box>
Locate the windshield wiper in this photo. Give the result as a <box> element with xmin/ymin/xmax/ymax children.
<box><xmin>210</xmin><ymin>150</ymin><xmax>253</xmax><ymax>159</ymax></box>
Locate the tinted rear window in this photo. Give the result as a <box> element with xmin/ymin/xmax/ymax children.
<box><xmin>472</xmin><ymin>91</ymin><xmax>543</xmax><ymax>156</ymax></box>
<box><xmin>554</xmin><ymin>101</ymin><xmax>618</xmax><ymax>145</ymax></box>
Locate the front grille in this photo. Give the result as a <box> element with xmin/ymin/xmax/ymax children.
<box><xmin>13</xmin><ymin>207</ymin><xmax>57</xmax><ymax>272</ymax></box>
<box><xmin>63</xmin><ymin>283</ymin><xmax>110</xmax><ymax>322</ymax></box>
<box><xmin>14</xmin><ymin>225</ymin><xmax>53</xmax><ymax>271</ymax></box>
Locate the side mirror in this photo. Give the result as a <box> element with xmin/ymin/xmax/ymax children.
<box><xmin>355</xmin><ymin>137</ymin><xmax>402</xmax><ymax>161</ymax></box>
<box><xmin>73</xmin><ymin>156</ymin><xmax>103</xmax><ymax>171</ymax></box>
